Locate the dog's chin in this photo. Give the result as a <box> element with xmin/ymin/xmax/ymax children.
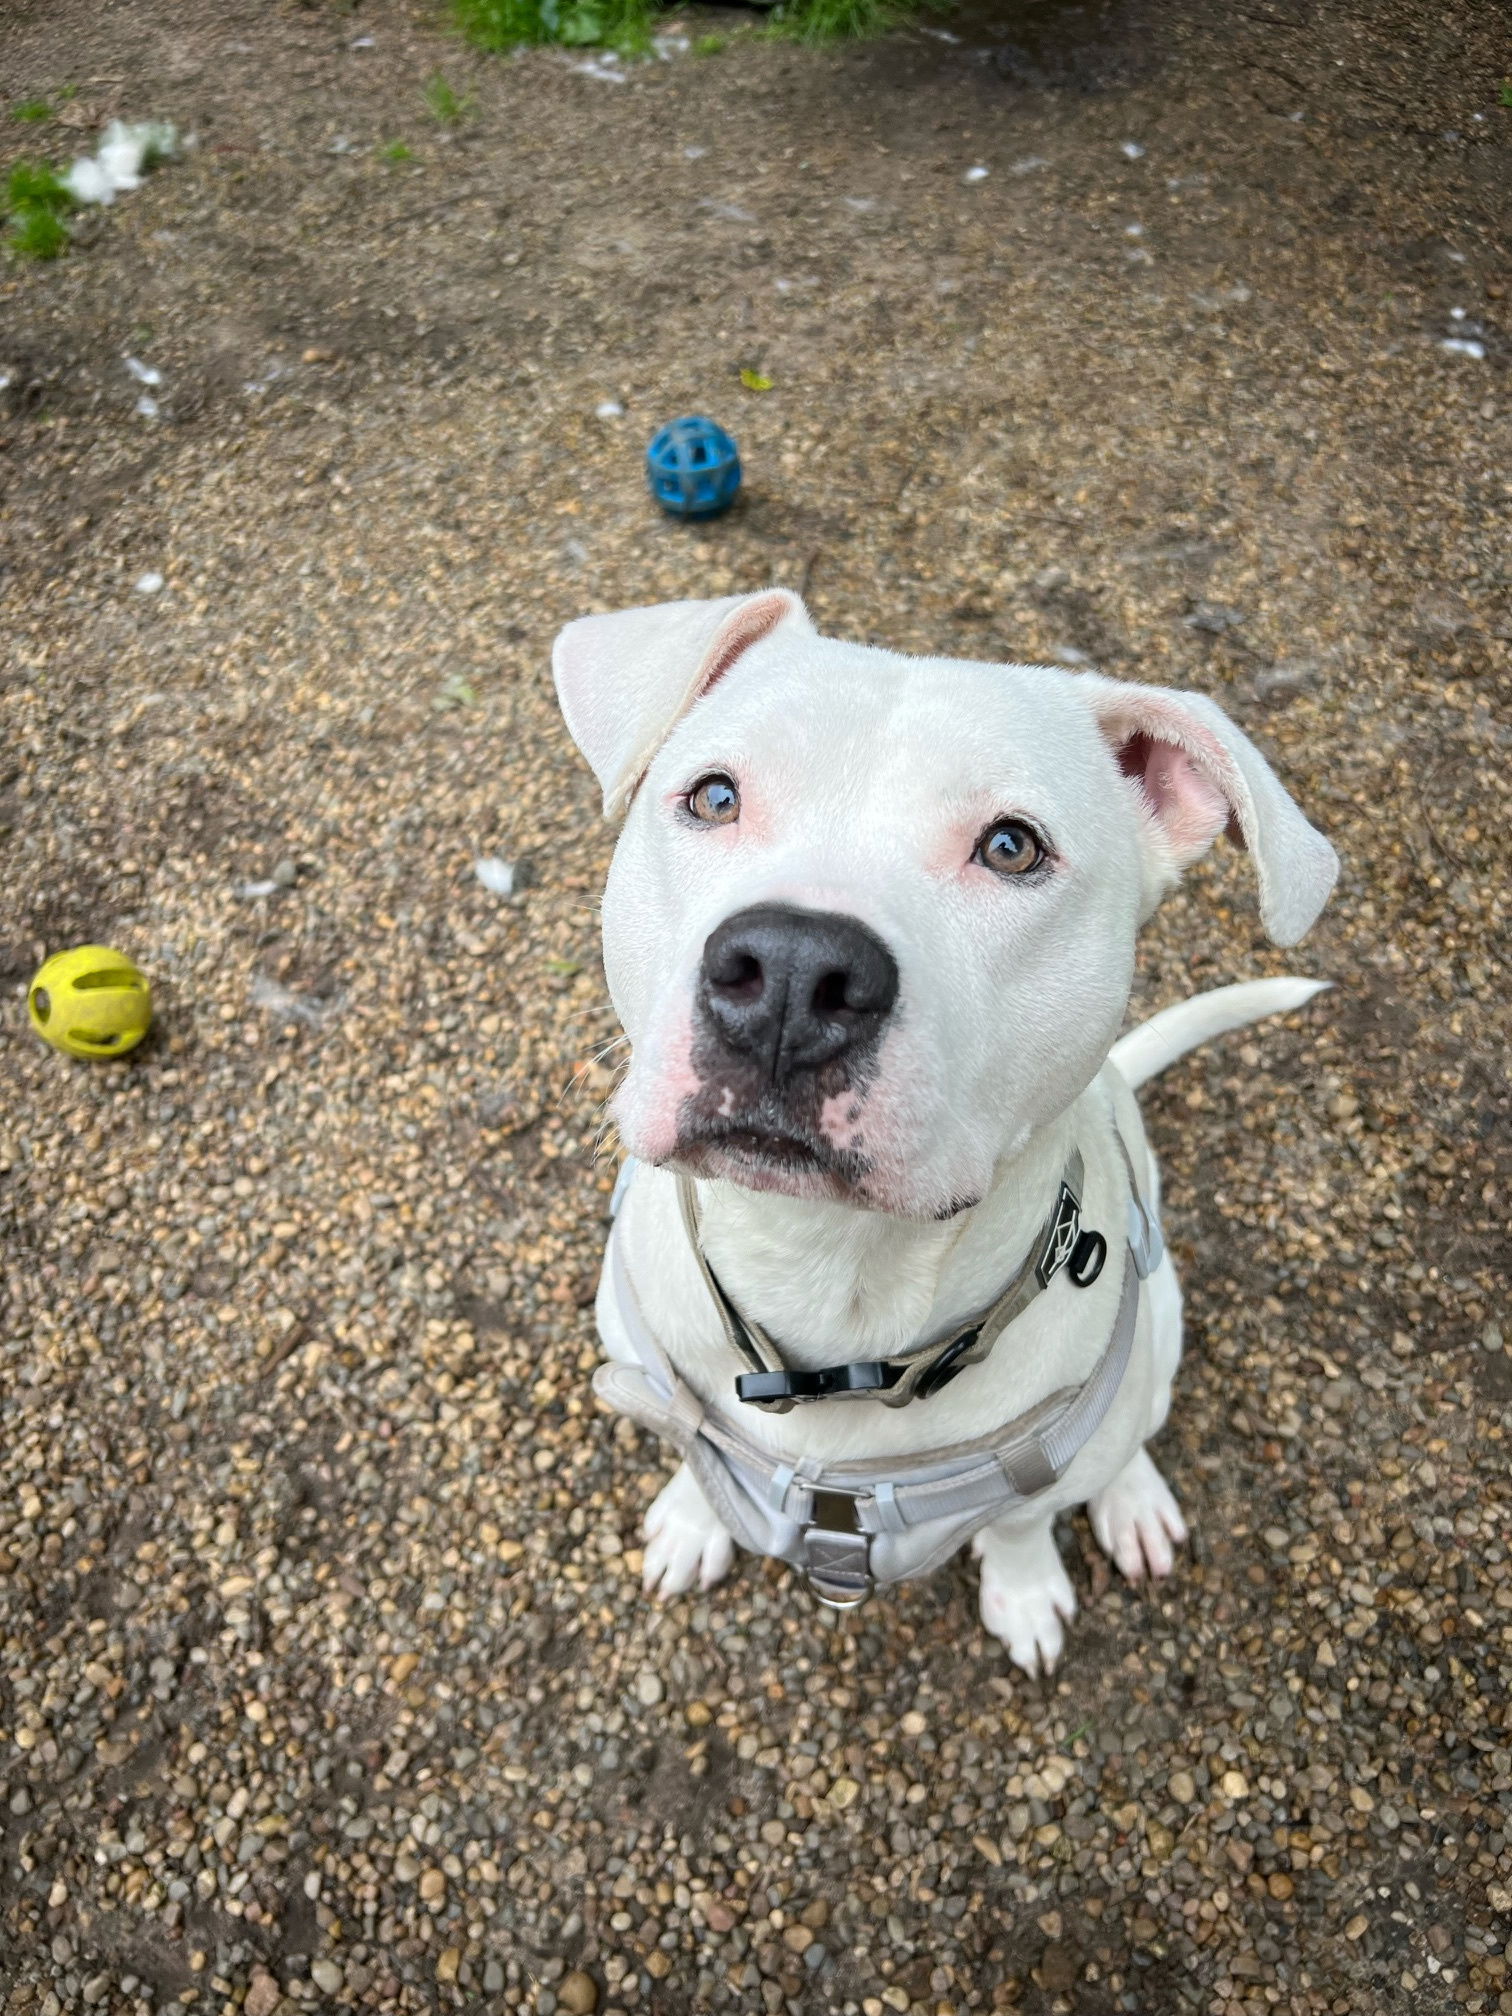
<box><xmin>670</xmin><ymin>1126</ymin><xmax>864</xmax><ymax>1204</ymax></box>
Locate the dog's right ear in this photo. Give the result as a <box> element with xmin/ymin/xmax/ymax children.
<box><xmin>552</xmin><ymin>589</ymin><xmax>813</xmax><ymax>818</ymax></box>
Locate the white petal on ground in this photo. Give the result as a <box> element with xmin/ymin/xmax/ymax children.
<box><xmin>69</xmin><ymin>119</ymin><xmax>178</xmax><ymax>204</ymax></box>
<box><xmin>474</xmin><ymin>857</ymin><xmax>516</xmax><ymax>898</ymax></box>
<box><xmin>66</xmin><ymin>158</ymin><xmax>116</xmax><ymax>205</ymax></box>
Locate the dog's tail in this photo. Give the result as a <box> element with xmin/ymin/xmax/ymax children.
<box><xmin>1109</xmin><ymin>978</ymin><xmax>1330</xmax><ymax>1091</ymax></box>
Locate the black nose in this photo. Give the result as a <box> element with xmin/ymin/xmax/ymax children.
<box><xmin>698</xmin><ymin>904</ymin><xmax>900</xmax><ymax>1084</ymax></box>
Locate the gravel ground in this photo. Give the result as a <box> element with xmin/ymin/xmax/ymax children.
<box><xmin>1</xmin><ymin>1</ymin><xmax>1508</xmax><ymax>2013</ymax></box>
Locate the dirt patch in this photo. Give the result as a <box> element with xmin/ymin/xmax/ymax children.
<box><xmin>1</xmin><ymin>0</ymin><xmax>1507</xmax><ymax>2011</ymax></box>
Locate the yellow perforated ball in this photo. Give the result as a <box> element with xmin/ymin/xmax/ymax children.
<box><xmin>28</xmin><ymin>945</ymin><xmax>153</xmax><ymax>1060</ymax></box>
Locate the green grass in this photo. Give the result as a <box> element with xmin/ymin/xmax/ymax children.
<box><xmin>423</xmin><ymin>71</ymin><xmax>476</xmax><ymax>122</ymax></box>
<box><xmin>8</xmin><ymin>203</ymin><xmax>70</xmax><ymax>259</ymax></box>
<box><xmin>380</xmin><ymin>140</ymin><xmax>416</xmax><ymax>163</ymax></box>
<box><xmin>453</xmin><ymin>0</ymin><xmax>915</xmax><ymax>50</ymax></box>
<box><xmin>1501</xmin><ymin>79</ymin><xmax>1512</xmax><ymax>108</ymax></box>
<box><xmin>4</xmin><ymin>160</ymin><xmax>76</xmax><ymax>262</ymax></box>
<box><xmin>12</xmin><ymin>98</ymin><xmax>53</xmax><ymax>123</ymax></box>
<box><xmin>771</xmin><ymin>0</ymin><xmax>907</xmax><ymax>42</ymax></box>
<box><xmin>452</xmin><ymin>0</ymin><xmax>655</xmax><ymax>54</ymax></box>
<box><xmin>7</xmin><ymin>162</ymin><xmax>71</xmax><ymax>208</ymax></box>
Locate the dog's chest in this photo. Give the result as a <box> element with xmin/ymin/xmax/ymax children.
<box><xmin>615</xmin><ymin>1098</ymin><xmax>1136</xmax><ymax>1466</ymax></box>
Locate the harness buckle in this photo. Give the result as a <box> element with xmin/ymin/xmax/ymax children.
<box><xmin>1126</xmin><ymin>1195</ymin><xmax>1163</xmax><ymax>1279</ymax></box>
<box><xmin>736</xmin><ymin>1361</ymin><xmax>901</xmax><ymax>1408</ymax></box>
<box><xmin>802</xmin><ymin>1490</ymin><xmax>872</xmax><ymax>1609</ymax></box>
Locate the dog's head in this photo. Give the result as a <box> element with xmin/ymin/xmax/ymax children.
<box><xmin>554</xmin><ymin>590</ymin><xmax>1336</xmax><ymax>1220</ymax></box>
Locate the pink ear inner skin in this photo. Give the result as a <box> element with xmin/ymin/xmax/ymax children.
<box><xmin>1118</xmin><ymin>730</ymin><xmax>1230</xmax><ymax>865</ymax></box>
<box><xmin>691</xmin><ymin>591</ymin><xmax>799</xmax><ymax>707</ymax></box>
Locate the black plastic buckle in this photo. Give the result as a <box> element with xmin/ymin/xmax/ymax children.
<box><xmin>735</xmin><ymin>1360</ymin><xmax>902</xmax><ymax>1406</ymax></box>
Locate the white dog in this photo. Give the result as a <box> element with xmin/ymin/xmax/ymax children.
<box><xmin>552</xmin><ymin>589</ymin><xmax>1336</xmax><ymax>1672</ymax></box>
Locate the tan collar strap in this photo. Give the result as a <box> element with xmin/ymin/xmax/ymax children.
<box><xmin>676</xmin><ymin>1148</ymin><xmax>1110</xmax><ymax>1414</ymax></box>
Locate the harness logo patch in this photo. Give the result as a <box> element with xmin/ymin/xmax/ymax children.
<box><xmin>1037</xmin><ymin>1183</ymin><xmax>1083</xmax><ymax>1287</ymax></box>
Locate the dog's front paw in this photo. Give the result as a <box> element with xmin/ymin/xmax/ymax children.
<box><xmin>642</xmin><ymin>1464</ymin><xmax>736</xmax><ymax>1600</ymax></box>
<box><xmin>973</xmin><ymin>1524</ymin><xmax>1077</xmax><ymax>1676</ymax></box>
<box><xmin>1089</xmin><ymin>1446</ymin><xmax>1188</xmax><ymax>1583</ymax></box>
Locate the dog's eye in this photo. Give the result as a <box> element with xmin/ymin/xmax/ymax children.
<box><xmin>687</xmin><ymin>774</ymin><xmax>741</xmax><ymax>826</ymax></box>
<box><xmin>976</xmin><ymin>819</ymin><xmax>1044</xmax><ymax>877</ymax></box>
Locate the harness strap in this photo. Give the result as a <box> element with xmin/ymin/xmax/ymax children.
<box><xmin>596</xmin><ymin>1236</ymin><xmax>1140</xmax><ymax>1536</ymax></box>
<box><xmin>676</xmin><ymin>1147</ymin><xmax>1095</xmax><ymax>1413</ymax></box>
<box><xmin>601</xmin><ymin>1101</ymin><xmax>1158</xmax><ymax>1606</ymax></box>
<box><xmin>1110</xmin><ymin>1122</ymin><xmax>1164</xmax><ymax>1279</ymax></box>
<box><xmin>676</xmin><ymin>1173</ymin><xmax>783</xmax><ymax>1379</ymax></box>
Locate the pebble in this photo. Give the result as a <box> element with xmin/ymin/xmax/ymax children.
<box><xmin>244</xmin><ymin>1976</ymin><xmax>280</xmax><ymax>2016</ymax></box>
<box><xmin>557</xmin><ymin>1971</ymin><xmax>599</xmax><ymax>2014</ymax></box>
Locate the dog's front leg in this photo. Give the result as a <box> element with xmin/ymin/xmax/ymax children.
<box><xmin>1088</xmin><ymin>1446</ymin><xmax>1188</xmax><ymax>1584</ymax></box>
<box><xmin>972</xmin><ymin>1517</ymin><xmax>1078</xmax><ymax>1676</ymax></box>
<box><xmin>642</xmin><ymin>1462</ymin><xmax>736</xmax><ymax>1601</ymax></box>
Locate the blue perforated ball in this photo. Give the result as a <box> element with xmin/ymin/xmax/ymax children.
<box><xmin>646</xmin><ymin>415</ymin><xmax>741</xmax><ymax>520</ymax></box>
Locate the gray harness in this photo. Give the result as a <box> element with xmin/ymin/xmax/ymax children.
<box><xmin>597</xmin><ymin>1123</ymin><xmax>1162</xmax><ymax>1607</ymax></box>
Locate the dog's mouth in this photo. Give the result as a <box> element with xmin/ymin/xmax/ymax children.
<box><xmin>671</xmin><ymin>1112</ymin><xmax>867</xmax><ymax>1199</ymax></box>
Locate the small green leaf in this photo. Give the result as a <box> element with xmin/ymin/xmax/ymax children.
<box><xmin>12</xmin><ymin>99</ymin><xmax>53</xmax><ymax>124</ymax></box>
<box><xmin>545</xmin><ymin>957</ymin><xmax>583</xmax><ymax>977</ymax></box>
<box><xmin>739</xmin><ymin>367</ymin><xmax>774</xmax><ymax>392</ymax></box>
<box><xmin>434</xmin><ymin>671</ymin><xmax>479</xmax><ymax>710</ymax></box>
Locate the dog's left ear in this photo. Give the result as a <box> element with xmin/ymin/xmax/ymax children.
<box><xmin>553</xmin><ymin>588</ymin><xmax>814</xmax><ymax>818</ymax></box>
<box><xmin>1081</xmin><ymin>673</ymin><xmax>1339</xmax><ymax>945</ymax></box>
